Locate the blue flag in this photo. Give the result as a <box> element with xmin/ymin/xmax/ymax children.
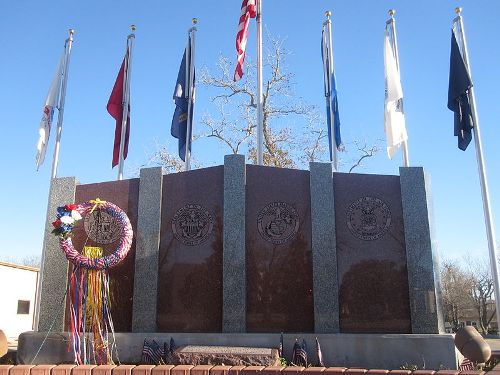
<box><xmin>447</xmin><ymin>28</ymin><xmax>473</xmax><ymax>151</ymax></box>
<box><xmin>321</xmin><ymin>28</ymin><xmax>342</xmax><ymax>161</ymax></box>
<box><xmin>171</xmin><ymin>38</ymin><xmax>195</xmax><ymax>161</ymax></box>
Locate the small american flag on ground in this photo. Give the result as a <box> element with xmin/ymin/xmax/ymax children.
<box><xmin>234</xmin><ymin>0</ymin><xmax>256</xmax><ymax>81</ymax></box>
<box><xmin>141</xmin><ymin>339</ymin><xmax>165</xmax><ymax>365</ymax></box>
<box><xmin>315</xmin><ymin>337</ymin><xmax>325</xmax><ymax>367</ymax></box>
<box><xmin>292</xmin><ymin>339</ymin><xmax>308</xmax><ymax>367</ymax></box>
<box><xmin>459</xmin><ymin>357</ymin><xmax>475</xmax><ymax>371</ymax></box>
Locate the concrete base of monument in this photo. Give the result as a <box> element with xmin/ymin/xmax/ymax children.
<box><xmin>18</xmin><ymin>332</ymin><xmax>459</xmax><ymax>369</ymax></box>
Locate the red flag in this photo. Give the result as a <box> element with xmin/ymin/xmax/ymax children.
<box><xmin>107</xmin><ymin>50</ymin><xmax>130</xmax><ymax>168</ymax></box>
<box><xmin>234</xmin><ymin>0</ymin><xmax>256</xmax><ymax>81</ymax></box>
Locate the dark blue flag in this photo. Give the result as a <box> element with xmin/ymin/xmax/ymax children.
<box><xmin>447</xmin><ymin>29</ymin><xmax>473</xmax><ymax>151</ymax></box>
<box><xmin>171</xmin><ymin>38</ymin><xmax>195</xmax><ymax>161</ymax></box>
<box><xmin>321</xmin><ymin>28</ymin><xmax>342</xmax><ymax>161</ymax></box>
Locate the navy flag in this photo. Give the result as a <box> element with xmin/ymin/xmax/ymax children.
<box><xmin>447</xmin><ymin>28</ymin><xmax>473</xmax><ymax>151</ymax></box>
<box><xmin>171</xmin><ymin>37</ymin><xmax>195</xmax><ymax>161</ymax></box>
<box><xmin>321</xmin><ymin>27</ymin><xmax>342</xmax><ymax>161</ymax></box>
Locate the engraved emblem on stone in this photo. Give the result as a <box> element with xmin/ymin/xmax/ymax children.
<box><xmin>84</xmin><ymin>210</ymin><xmax>121</xmax><ymax>244</ymax></box>
<box><xmin>346</xmin><ymin>196</ymin><xmax>392</xmax><ymax>241</ymax></box>
<box><xmin>171</xmin><ymin>204</ymin><xmax>214</xmax><ymax>246</ymax></box>
<box><xmin>257</xmin><ymin>202</ymin><xmax>300</xmax><ymax>244</ymax></box>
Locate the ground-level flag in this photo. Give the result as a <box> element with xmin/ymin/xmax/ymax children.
<box><xmin>141</xmin><ymin>339</ymin><xmax>164</xmax><ymax>365</ymax></box>
<box><xmin>107</xmin><ymin>48</ymin><xmax>130</xmax><ymax>168</ymax></box>
<box><xmin>315</xmin><ymin>337</ymin><xmax>324</xmax><ymax>367</ymax></box>
<box><xmin>171</xmin><ymin>37</ymin><xmax>195</xmax><ymax>162</ymax></box>
<box><xmin>234</xmin><ymin>0</ymin><xmax>256</xmax><ymax>81</ymax></box>
<box><xmin>36</xmin><ymin>54</ymin><xmax>64</xmax><ymax>169</ymax></box>
<box><xmin>292</xmin><ymin>339</ymin><xmax>308</xmax><ymax>367</ymax></box>
<box><xmin>383</xmin><ymin>27</ymin><xmax>407</xmax><ymax>159</ymax></box>
<box><xmin>447</xmin><ymin>27</ymin><xmax>473</xmax><ymax>151</ymax></box>
<box><xmin>321</xmin><ymin>26</ymin><xmax>342</xmax><ymax>161</ymax></box>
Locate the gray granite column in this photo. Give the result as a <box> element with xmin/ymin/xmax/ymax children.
<box><xmin>400</xmin><ymin>167</ymin><xmax>444</xmax><ymax>334</ymax></box>
<box><xmin>37</xmin><ymin>177</ymin><xmax>77</xmax><ymax>331</ymax></box>
<box><xmin>223</xmin><ymin>154</ymin><xmax>246</xmax><ymax>332</ymax></box>
<box><xmin>132</xmin><ymin>167</ymin><xmax>163</xmax><ymax>332</ymax></box>
<box><xmin>309</xmin><ymin>162</ymin><xmax>340</xmax><ymax>333</ymax></box>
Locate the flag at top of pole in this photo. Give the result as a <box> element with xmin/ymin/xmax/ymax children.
<box><xmin>107</xmin><ymin>25</ymin><xmax>135</xmax><ymax>180</ymax></box>
<box><xmin>234</xmin><ymin>0</ymin><xmax>256</xmax><ymax>81</ymax></box>
<box><xmin>447</xmin><ymin>15</ymin><xmax>473</xmax><ymax>151</ymax></box>
<box><xmin>35</xmin><ymin>29</ymin><xmax>75</xmax><ymax>179</ymax></box>
<box><xmin>36</xmin><ymin>53</ymin><xmax>64</xmax><ymax>170</ymax></box>
<box><xmin>172</xmin><ymin>20</ymin><xmax>197</xmax><ymax>171</ymax></box>
<box><xmin>321</xmin><ymin>11</ymin><xmax>342</xmax><ymax>170</ymax></box>
<box><xmin>447</xmin><ymin>6</ymin><xmax>500</xmax><ymax>342</ymax></box>
<box><xmin>383</xmin><ymin>10</ymin><xmax>408</xmax><ymax>165</ymax></box>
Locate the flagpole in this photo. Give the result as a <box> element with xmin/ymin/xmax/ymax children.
<box><xmin>50</xmin><ymin>29</ymin><xmax>74</xmax><ymax>179</ymax></box>
<box><xmin>184</xmin><ymin>18</ymin><xmax>197</xmax><ymax>171</ymax></box>
<box><xmin>324</xmin><ymin>11</ymin><xmax>338</xmax><ymax>171</ymax></box>
<box><xmin>117</xmin><ymin>25</ymin><xmax>135</xmax><ymax>180</ymax></box>
<box><xmin>454</xmin><ymin>7</ymin><xmax>500</xmax><ymax>333</ymax></box>
<box><xmin>256</xmin><ymin>0</ymin><xmax>264</xmax><ymax>165</ymax></box>
<box><xmin>387</xmin><ymin>10</ymin><xmax>409</xmax><ymax>167</ymax></box>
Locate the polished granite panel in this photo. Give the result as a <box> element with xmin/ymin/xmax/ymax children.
<box><xmin>246</xmin><ymin>165</ymin><xmax>314</xmax><ymax>333</ymax></box>
<box><xmin>157</xmin><ymin>166</ymin><xmax>224</xmax><ymax>332</ymax></box>
<box><xmin>333</xmin><ymin>172</ymin><xmax>411</xmax><ymax>333</ymax></box>
<box><xmin>71</xmin><ymin>178</ymin><xmax>140</xmax><ymax>332</ymax></box>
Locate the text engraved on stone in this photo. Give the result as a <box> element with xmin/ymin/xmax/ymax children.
<box><xmin>257</xmin><ymin>202</ymin><xmax>300</xmax><ymax>245</ymax></box>
<box><xmin>171</xmin><ymin>204</ymin><xmax>214</xmax><ymax>246</ymax></box>
<box><xmin>346</xmin><ymin>196</ymin><xmax>392</xmax><ymax>241</ymax></box>
<box><xmin>84</xmin><ymin>210</ymin><xmax>121</xmax><ymax>244</ymax></box>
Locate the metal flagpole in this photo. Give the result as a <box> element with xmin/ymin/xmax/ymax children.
<box><xmin>324</xmin><ymin>11</ymin><xmax>338</xmax><ymax>171</ymax></box>
<box><xmin>387</xmin><ymin>10</ymin><xmax>409</xmax><ymax>167</ymax></box>
<box><xmin>256</xmin><ymin>0</ymin><xmax>264</xmax><ymax>165</ymax></box>
<box><xmin>117</xmin><ymin>25</ymin><xmax>135</xmax><ymax>181</ymax></box>
<box><xmin>454</xmin><ymin>7</ymin><xmax>500</xmax><ymax>333</ymax></box>
<box><xmin>50</xmin><ymin>29</ymin><xmax>74</xmax><ymax>179</ymax></box>
<box><xmin>184</xmin><ymin>18</ymin><xmax>197</xmax><ymax>171</ymax></box>
<box><xmin>35</xmin><ymin>29</ymin><xmax>75</xmax><ymax>330</ymax></box>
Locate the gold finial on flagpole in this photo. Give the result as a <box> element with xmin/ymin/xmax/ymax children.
<box><xmin>192</xmin><ymin>18</ymin><xmax>198</xmax><ymax>25</ymax></box>
<box><xmin>325</xmin><ymin>10</ymin><xmax>331</xmax><ymax>20</ymax></box>
<box><xmin>388</xmin><ymin>9</ymin><xmax>395</xmax><ymax>17</ymax></box>
<box><xmin>455</xmin><ymin>7</ymin><xmax>462</xmax><ymax>15</ymax></box>
<box><xmin>130</xmin><ymin>24</ymin><xmax>136</xmax><ymax>32</ymax></box>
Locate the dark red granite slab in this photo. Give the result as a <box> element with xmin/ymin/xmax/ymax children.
<box><xmin>333</xmin><ymin>172</ymin><xmax>411</xmax><ymax>333</ymax></box>
<box><xmin>246</xmin><ymin>165</ymin><xmax>314</xmax><ymax>333</ymax></box>
<box><xmin>157</xmin><ymin>166</ymin><xmax>224</xmax><ymax>332</ymax></box>
<box><xmin>68</xmin><ymin>179</ymin><xmax>139</xmax><ymax>332</ymax></box>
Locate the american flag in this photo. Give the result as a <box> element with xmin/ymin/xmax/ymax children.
<box><xmin>292</xmin><ymin>339</ymin><xmax>308</xmax><ymax>367</ymax></box>
<box><xmin>278</xmin><ymin>332</ymin><xmax>284</xmax><ymax>358</ymax></box>
<box><xmin>315</xmin><ymin>337</ymin><xmax>325</xmax><ymax>367</ymax></box>
<box><xmin>141</xmin><ymin>339</ymin><xmax>165</xmax><ymax>365</ymax></box>
<box><xmin>234</xmin><ymin>0</ymin><xmax>256</xmax><ymax>81</ymax></box>
<box><xmin>459</xmin><ymin>357</ymin><xmax>475</xmax><ymax>371</ymax></box>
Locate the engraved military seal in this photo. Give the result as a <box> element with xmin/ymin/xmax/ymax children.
<box><xmin>84</xmin><ymin>210</ymin><xmax>121</xmax><ymax>244</ymax></box>
<box><xmin>346</xmin><ymin>196</ymin><xmax>392</xmax><ymax>241</ymax></box>
<box><xmin>172</xmin><ymin>204</ymin><xmax>214</xmax><ymax>246</ymax></box>
<box><xmin>257</xmin><ymin>202</ymin><xmax>299</xmax><ymax>245</ymax></box>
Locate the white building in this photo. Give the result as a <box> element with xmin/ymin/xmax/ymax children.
<box><xmin>0</xmin><ymin>261</ymin><xmax>39</xmax><ymax>340</ymax></box>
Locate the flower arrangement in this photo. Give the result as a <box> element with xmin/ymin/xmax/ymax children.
<box><xmin>52</xmin><ymin>204</ymin><xmax>83</xmax><ymax>238</ymax></box>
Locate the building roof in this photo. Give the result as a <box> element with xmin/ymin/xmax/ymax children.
<box><xmin>0</xmin><ymin>260</ymin><xmax>39</xmax><ymax>272</ymax></box>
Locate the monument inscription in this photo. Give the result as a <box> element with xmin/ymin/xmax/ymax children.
<box><xmin>346</xmin><ymin>196</ymin><xmax>392</xmax><ymax>241</ymax></box>
<box><xmin>84</xmin><ymin>210</ymin><xmax>121</xmax><ymax>244</ymax></box>
<box><xmin>171</xmin><ymin>204</ymin><xmax>214</xmax><ymax>246</ymax></box>
<box><xmin>257</xmin><ymin>202</ymin><xmax>299</xmax><ymax>245</ymax></box>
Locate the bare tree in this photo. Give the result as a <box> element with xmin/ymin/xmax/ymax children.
<box><xmin>465</xmin><ymin>259</ymin><xmax>494</xmax><ymax>334</ymax></box>
<box><xmin>440</xmin><ymin>260</ymin><xmax>474</xmax><ymax>331</ymax></box>
<box><xmin>151</xmin><ymin>33</ymin><xmax>378</xmax><ymax>172</ymax></box>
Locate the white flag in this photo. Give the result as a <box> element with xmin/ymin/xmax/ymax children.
<box><xmin>36</xmin><ymin>53</ymin><xmax>64</xmax><ymax>169</ymax></box>
<box><xmin>383</xmin><ymin>29</ymin><xmax>407</xmax><ymax>159</ymax></box>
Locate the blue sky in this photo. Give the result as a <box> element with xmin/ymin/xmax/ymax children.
<box><xmin>0</xmin><ymin>1</ymin><xmax>498</xmax><ymax>266</ymax></box>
